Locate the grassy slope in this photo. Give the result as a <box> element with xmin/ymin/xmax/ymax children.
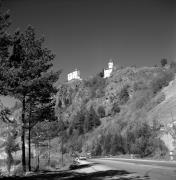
<box><xmin>148</xmin><ymin>75</ymin><xmax>176</xmax><ymax>151</ymax></box>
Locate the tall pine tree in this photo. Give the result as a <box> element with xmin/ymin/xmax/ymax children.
<box><xmin>0</xmin><ymin>26</ymin><xmax>60</xmax><ymax>172</ymax></box>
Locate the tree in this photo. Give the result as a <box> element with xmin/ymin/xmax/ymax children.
<box><xmin>0</xmin><ymin>26</ymin><xmax>60</xmax><ymax>172</ymax></box>
<box><xmin>4</xmin><ymin>123</ymin><xmax>19</xmax><ymax>175</ymax></box>
<box><xmin>125</xmin><ymin>120</ymin><xmax>168</xmax><ymax>158</ymax></box>
<box><xmin>74</xmin><ymin>110</ymin><xmax>85</xmax><ymax>135</ymax></box>
<box><xmin>0</xmin><ymin>5</ymin><xmax>12</xmax><ymax>94</ymax></box>
<box><xmin>102</xmin><ymin>133</ymin><xmax>112</xmax><ymax>155</ymax></box>
<box><xmin>26</xmin><ymin>83</ymin><xmax>58</xmax><ymax>171</ymax></box>
<box><xmin>172</xmin><ymin>124</ymin><xmax>176</xmax><ymax>151</ymax></box>
<box><xmin>85</xmin><ymin>106</ymin><xmax>100</xmax><ymax>131</ymax></box>
<box><xmin>150</xmin><ymin>70</ymin><xmax>174</xmax><ymax>94</ymax></box>
<box><xmin>0</xmin><ymin>101</ymin><xmax>11</xmax><ymax>123</ymax></box>
<box><xmin>0</xmin><ymin>102</ymin><xmax>19</xmax><ymax>175</ymax></box>
<box><xmin>160</xmin><ymin>58</ymin><xmax>167</xmax><ymax>67</ymax></box>
<box><xmin>165</xmin><ymin>121</ymin><xmax>176</xmax><ymax>152</ymax></box>
<box><xmin>110</xmin><ymin>133</ymin><xmax>124</xmax><ymax>155</ymax></box>
<box><xmin>31</xmin><ymin>120</ymin><xmax>60</xmax><ymax>170</ymax></box>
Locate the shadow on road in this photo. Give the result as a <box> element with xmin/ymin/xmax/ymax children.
<box><xmin>0</xmin><ymin>163</ymin><xmax>150</xmax><ymax>180</ymax></box>
<box><xmin>69</xmin><ymin>163</ymin><xmax>99</xmax><ymax>170</ymax></box>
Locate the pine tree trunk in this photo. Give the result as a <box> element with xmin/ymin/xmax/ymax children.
<box><xmin>28</xmin><ymin>127</ymin><xmax>31</xmax><ymax>171</ymax></box>
<box><xmin>37</xmin><ymin>142</ymin><xmax>40</xmax><ymax>170</ymax></box>
<box><xmin>48</xmin><ymin>137</ymin><xmax>50</xmax><ymax>166</ymax></box>
<box><xmin>28</xmin><ymin>103</ymin><xmax>32</xmax><ymax>171</ymax></box>
<box><xmin>61</xmin><ymin>133</ymin><xmax>63</xmax><ymax>167</ymax></box>
<box><xmin>21</xmin><ymin>96</ymin><xmax>26</xmax><ymax>172</ymax></box>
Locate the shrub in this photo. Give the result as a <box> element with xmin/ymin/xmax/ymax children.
<box><xmin>110</xmin><ymin>134</ymin><xmax>124</xmax><ymax>155</ymax></box>
<box><xmin>92</xmin><ymin>143</ymin><xmax>102</xmax><ymax>156</ymax></box>
<box><xmin>97</xmin><ymin>106</ymin><xmax>105</xmax><ymax>118</ymax></box>
<box><xmin>112</xmin><ymin>102</ymin><xmax>120</xmax><ymax>115</ymax></box>
<box><xmin>125</xmin><ymin>121</ymin><xmax>168</xmax><ymax>158</ymax></box>
<box><xmin>119</xmin><ymin>86</ymin><xmax>129</xmax><ymax>104</ymax></box>
<box><xmin>150</xmin><ymin>70</ymin><xmax>174</xmax><ymax>94</ymax></box>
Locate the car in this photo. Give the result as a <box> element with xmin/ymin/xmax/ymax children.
<box><xmin>73</xmin><ymin>157</ymin><xmax>80</xmax><ymax>164</ymax></box>
<box><xmin>79</xmin><ymin>156</ymin><xmax>87</xmax><ymax>160</ymax></box>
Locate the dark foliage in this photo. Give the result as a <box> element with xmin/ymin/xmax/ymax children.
<box><xmin>160</xmin><ymin>58</ymin><xmax>167</xmax><ymax>67</ymax></box>
<box><xmin>150</xmin><ymin>70</ymin><xmax>174</xmax><ymax>94</ymax></box>
<box><xmin>84</xmin><ymin>75</ymin><xmax>106</xmax><ymax>98</ymax></box>
<box><xmin>119</xmin><ymin>86</ymin><xmax>129</xmax><ymax>104</ymax></box>
<box><xmin>97</xmin><ymin>106</ymin><xmax>105</xmax><ymax>118</ymax></box>
<box><xmin>72</xmin><ymin>106</ymin><xmax>101</xmax><ymax>135</ymax></box>
<box><xmin>111</xmin><ymin>102</ymin><xmax>120</xmax><ymax>115</ymax></box>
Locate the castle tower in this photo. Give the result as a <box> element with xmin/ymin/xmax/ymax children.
<box><xmin>108</xmin><ymin>60</ymin><xmax>113</xmax><ymax>69</ymax></box>
<box><xmin>104</xmin><ymin>60</ymin><xmax>114</xmax><ymax>78</ymax></box>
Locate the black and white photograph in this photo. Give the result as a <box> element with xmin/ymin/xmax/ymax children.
<box><xmin>0</xmin><ymin>0</ymin><xmax>176</xmax><ymax>179</ymax></box>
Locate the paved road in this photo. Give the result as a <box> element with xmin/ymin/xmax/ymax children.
<box><xmin>1</xmin><ymin>159</ymin><xmax>176</xmax><ymax>179</ymax></box>
<box><xmin>89</xmin><ymin>158</ymin><xmax>176</xmax><ymax>180</ymax></box>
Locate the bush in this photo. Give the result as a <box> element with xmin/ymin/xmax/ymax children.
<box><xmin>119</xmin><ymin>86</ymin><xmax>129</xmax><ymax>104</ymax></box>
<box><xmin>150</xmin><ymin>70</ymin><xmax>174</xmax><ymax>94</ymax></box>
<box><xmin>92</xmin><ymin>143</ymin><xmax>102</xmax><ymax>156</ymax></box>
<box><xmin>152</xmin><ymin>139</ymin><xmax>168</xmax><ymax>158</ymax></box>
<box><xmin>112</xmin><ymin>102</ymin><xmax>120</xmax><ymax>114</ymax></box>
<box><xmin>110</xmin><ymin>134</ymin><xmax>124</xmax><ymax>155</ymax></box>
<box><xmin>125</xmin><ymin>121</ymin><xmax>168</xmax><ymax>158</ymax></box>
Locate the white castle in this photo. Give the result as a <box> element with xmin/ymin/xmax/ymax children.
<box><xmin>67</xmin><ymin>69</ymin><xmax>81</xmax><ymax>81</ymax></box>
<box><xmin>67</xmin><ymin>60</ymin><xmax>114</xmax><ymax>81</ymax></box>
<box><xmin>104</xmin><ymin>60</ymin><xmax>114</xmax><ymax>78</ymax></box>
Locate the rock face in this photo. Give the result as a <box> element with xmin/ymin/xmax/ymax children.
<box><xmin>162</xmin><ymin>133</ymin><xmax>174</xmax><ymax>151</ymax></box>
<box><xmin>149</xmin><ymin>76</ymin><xmax>176</xmax><ymax>125</ymax></box>
<box><xmin>149</xmin><ymin>75</ymin><xmax>176</xmax><ymax>151</ymax></box>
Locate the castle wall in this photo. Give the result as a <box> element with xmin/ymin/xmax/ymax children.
<box><xmin>104</xmin><ymin>61</ymin><xmax>114</xmax><ymax>78</ymax></box>
<box><xmin>68</xmin><ymin>70</ymin><xmax>81</xmax><ymax>81</ymax></box>
<box><xmin>104</xmin><ymin>68</ymin><xmax>113</xmax><ymax>78</ymax></box>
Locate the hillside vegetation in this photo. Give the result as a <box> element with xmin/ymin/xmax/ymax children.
<box><xmin>2</xmin><ymin>64</ymin><xmax>175</xmax><ymax>175</ymax></box>
<box><xmin>55</xmin><ymin>64</ymin><xmax>176</xmax><ymax>159</ymax></box>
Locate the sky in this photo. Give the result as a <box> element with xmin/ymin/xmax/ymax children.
<box><xmin>1</xmin><ymin>0</ymin><xmax>176</xmax><ymax>107</ymax></box>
